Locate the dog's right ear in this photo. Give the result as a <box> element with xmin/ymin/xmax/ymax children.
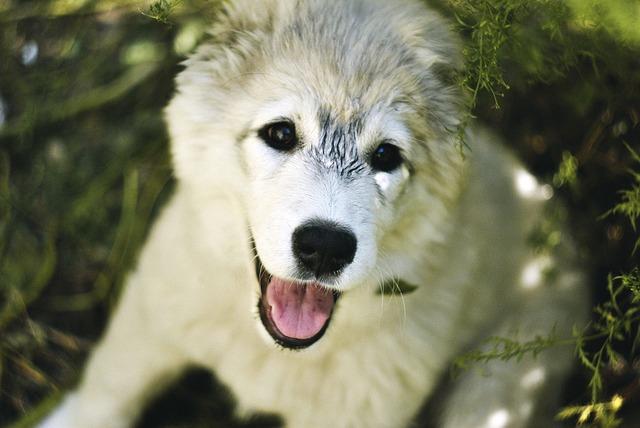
<box><xmin>176</xmin><ymin>0</ymin><xmax>289</xmax><ymax>88</ymax></box>
<box><xmin>165</xmin><ymin>1</ymin><xmax>289</xmax><ymax>193</ymax></box>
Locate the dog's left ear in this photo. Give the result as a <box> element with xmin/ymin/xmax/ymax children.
<box><xmin>393</xmin><ymin>8</ymin><xmax>465</xmax><ymax>138</ymax></box>
<box><xmin>397</xmin><ymin>7</ymin><xmax>463</xmax><ymax>73</ymax></box>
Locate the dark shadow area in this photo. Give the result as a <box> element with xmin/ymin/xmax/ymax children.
<box><xmin>137</xmin><ymin>368</ymin><xmax>283</xmax><ymax>428</ymax></box>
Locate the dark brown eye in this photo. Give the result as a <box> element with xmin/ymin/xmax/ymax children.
<box><xmin>370</xmin><ymin>142</ymin><xmax>403</xmax><ymax>172</ymax></box>
<box><xmin>258</xmin><ymin>121</ymin><xmax>297</xmax><ymax>151</ymax></box>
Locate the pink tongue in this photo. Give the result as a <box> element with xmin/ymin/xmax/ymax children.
<box><xmin>266</xmin><ymin>278</ymin><xmax>335</xmax><ymax>340</ymax></box>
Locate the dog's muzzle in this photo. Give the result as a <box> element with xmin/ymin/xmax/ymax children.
<box><xmin>254</xmin><ymin>219</ymin><xmax>356</xmax><ymax>349</ymax></box>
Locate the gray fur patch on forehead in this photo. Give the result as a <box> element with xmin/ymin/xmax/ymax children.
<box><xmin>307</xmin><ymin>108</ymin><xmax>367</xmax><ymax>179</ymax></box>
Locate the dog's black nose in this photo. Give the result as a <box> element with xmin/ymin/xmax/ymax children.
<box><xmin>292</xmin><ymin>220</ymin><xmax>357</xmax><ymax>277</ymax></box>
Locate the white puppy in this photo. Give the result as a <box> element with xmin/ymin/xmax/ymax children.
<box><xmin>40</xmin><ymin>0</ymin><xmax>588</xmax><ymax>427</ymax></box>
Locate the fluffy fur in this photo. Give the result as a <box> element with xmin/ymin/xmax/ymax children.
<box><xmin>40</xmin><ymin>0</ymin><xmax>588</xmax><ymax>427</ymax></box>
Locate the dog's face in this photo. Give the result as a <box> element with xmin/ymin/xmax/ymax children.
<box><xmin>245</xmin><ymin>93</ymin><xmax>410</xmax><ymax>291</ymax></box>
<box><xmin>167</xmin><ymin>0</ymin><xmax>465</xmax><ymax>349</ymax></box>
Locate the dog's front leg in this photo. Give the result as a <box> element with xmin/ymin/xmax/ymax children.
<box><xmin>38</xmin><ymin>283</ymin><xmax>187</xmax><ymax>428</ymax></box>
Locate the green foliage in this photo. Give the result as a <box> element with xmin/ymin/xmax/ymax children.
<box><xmin>0</xmin><ymin>1</ymin><xmax>205</xmax><ymax>422</ymax></box>
<box><xmin>553</xmin><ymin>151</ymin><xmax>579</xmax><ymax>188</ymax></box>
<box><xmin>142</xmin><ymin>0</ymin><xmax>184</xmax><ymax>24</ymax></box>
<box><xmin>566</xmin><ymin>0</ymin><xmax>640</xmax><ymax>46</ymax></box>
<box><xmin>564</xmin><ymin>269</ymin><xmax>640</xmax><ymax>427</ymax></box>
<box><xmin>450</xmin><ymin>0</ymin><xmax>516</xmax><ymax>107</ymax></box>
<box><xmin>576</xmin><ymin>271</ymin><xmax>640</xmax><ymax>402</ymax></box>
<box><xmin>606</xmin><ymin>144</ymin><xmax>640</xmax><ymax>248</ymax></box>
<box><xmin>556</xmin><ymin>394</ymin><xmax>624</xmax><ymax>427</ymax></box>
<box><xmin>452</xmin><ymin>331</ymin><xmax>561</xmax><ymax>373</ymax></box>
<box><xmin>444</xmin><ymin>0</ymin><xmax>640</xmax><ymax>109</ymax></box>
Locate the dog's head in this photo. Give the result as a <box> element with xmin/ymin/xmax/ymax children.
<box><xmin>166</xmin><ymin>0</ymin><xmax>465</xmax><ymax>349</ymax></box>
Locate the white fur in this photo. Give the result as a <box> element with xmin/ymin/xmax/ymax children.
<box><xmin>39</xmin><ymin>0</ymin><xmax>588</xmax><ymax>427</ymax></box>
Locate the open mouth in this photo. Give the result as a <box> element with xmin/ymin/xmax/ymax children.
<box><xmin>255</xmin><ymin>256</ymin><xmax>340</xmax><ymax>349</ymax></box>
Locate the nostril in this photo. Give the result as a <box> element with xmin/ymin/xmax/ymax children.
<box><xmin>296</xmin><ymin>241</ymin><xmax>318</xmax><ymax>258</ymax></box>
<box><xmin>292</xmin><ymin>220</ymin><xmax>357</xmax><ymax>277</ymax></box>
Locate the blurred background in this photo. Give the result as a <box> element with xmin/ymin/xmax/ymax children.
<box><xmin>0</xmin><ymin>0</ymin><xmax>639</xmax><ymax>427</ymax></box>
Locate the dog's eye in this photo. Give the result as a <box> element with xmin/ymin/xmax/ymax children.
<box><xmin>258</xmin><ymin>121</ymin><xmax>297</xmax><ymax>151</ymax></box>
<box><xmin>370</xmin><ymin>142</ymin><xmax>403</xmax><ymax>172</ymax></box>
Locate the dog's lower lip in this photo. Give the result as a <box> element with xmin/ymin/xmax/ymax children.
<box><xmin>255</xmin><ymin>255</ymin><xmax>340</xmax><ymax>349</ymax></box>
